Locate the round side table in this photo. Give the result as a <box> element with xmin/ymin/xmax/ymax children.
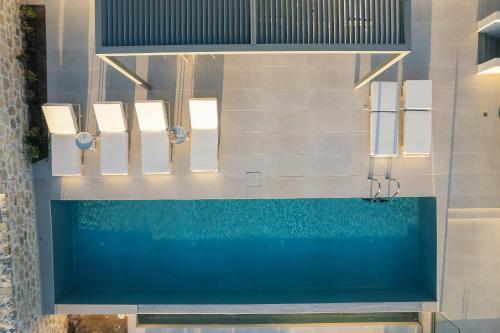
<box><xmin>75</xmin><ymin>132</ymin><xmax>95</xmax><ymax>150</ymax></box>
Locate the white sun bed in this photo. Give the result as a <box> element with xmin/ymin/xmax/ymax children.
<box><xmin>369</xmin><ymin>81</ymin><xmax>399</xmax><ymax>157</ymax></box>
<box><xmin>403</xmin><ymin>80</ymin><xmax>432</xmax><ymax>156</ymax></box>
<box><xmin>93</xmin><ymin>102</ymin><xmax>128</xmax><ymax>175</ymax></box>
<box><xmin>189</xmin><ymin>98</ymin><xmax>219</xmax><ymax>172</ymax></box>
<box><xmin>135</xmin><ymin>101</ymin><xmax>171</xmax><ymax>174</ymax></box>
<box><xmin>42</xmin><ymin>103</ymin><xmax>81</xmax><ymax>176</ymax></box>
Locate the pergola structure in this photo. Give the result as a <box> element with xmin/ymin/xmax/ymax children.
<box><xmin>95</xmin><ymin>0</ymin><xmax>411</xmax><ymax>89</ymax></box>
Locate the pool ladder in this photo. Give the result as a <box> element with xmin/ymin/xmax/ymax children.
<box><xmin>368</xmin><ymin>172</ymin><xmax>382</xmax><ymax>202</ymax></box>
<box><xmin>367</xmin><ymin>158</ymin><xmax>400</xmax><ymax>202</ymax></box>
<box><xmin>385</xmin><ymin>172</ymin><xmax>400</xmax><ymax>198</ymax></box>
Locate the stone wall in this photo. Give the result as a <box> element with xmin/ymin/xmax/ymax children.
<box><xmin>0</xmin><ymin>1</ymin><xmax>67</xmax><ymax>332</ymax></box>
<box><xmin>0</xmin><ymin>194</ymin><xmax>16</xmax><ymax>332</ymax></box>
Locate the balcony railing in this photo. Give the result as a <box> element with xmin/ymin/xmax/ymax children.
<box><xmin>434</xmin><ymin>313</ymin><xmax>461</xmax><ymax>333</ymax></box>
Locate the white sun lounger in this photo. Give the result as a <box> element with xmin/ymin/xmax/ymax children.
<box><xmin>370</xmin><ymin>81</ymin><xmax>399</xmax><ymax>157</ymax></box>
<box><xmin>135</xmin><ymin>101</ymin><xmax>171</xmax><ymax>174</ymax></box>
<box><xmin>403</xmin><ymin>80</ymin><xmax>432</xmax><ymax>156</ymax></box>
<box><xmin>42</xmin><ymin>103</ymin><xmax>81</xmax><ymax>176</ymax></box>
<box><xmin>93</xmin><ymin>102</ymin><xmax>128</xmax><ymax>175</ymax></box>
<box><xmin>189</xmin><ymin>98</ymin><xmax>219</xmax><ymax>172</ymax></box>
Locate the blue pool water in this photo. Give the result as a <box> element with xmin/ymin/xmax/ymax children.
<box><xmin>51</xmin><ymin>198</ymin><xmax>436</xmax><ymax>304</ymax></box>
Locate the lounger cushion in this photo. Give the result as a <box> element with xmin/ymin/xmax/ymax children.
<box><xmin>404</xmin><ymin>111</ymin><xmax>432</xmax><ymax>155</ymax></box>
<box><xmin>370</xmin><ymin>112</ymin><xmax>398</xmax><ymax>157</ymax></box>
<box><xmin>51</xmin><ymin>134</ymin><xmax>81</xmax><ymax>176</ymax></box>
<box><xmin>189</xmin><ymin>98</ymin><xmax>218</xmax><ymax>129</ymax></box>
<box><xmin>100</xmin><ymin>132</ymin><xmax>128</xmax><ymax>175</ymax></box>
<box><xmin>404</xmin><ymin>80</ymin><xmax>432</xmax><ymax>110</ymax></box>
<box><xmin>191</xmin><ymin>129</ymin><xmax>218</xmax><ymax>172</ymax></box>
<box><xmin>94</xmin><ymin>102</ymin><xmax>127</xmax><ymax>132</ymax></box>
<box><xmin>370</xmin><ymin>81</ymin><xmax>399</xmax><ymax>112</ymax></box>
<box><xmin>42</xmin><ymin>104</ymin><xmax>78</xmax><ymax>134</ymax></box>
<box><xmin>135</xmin><ymin>101</ymin><xmax>168</xmax><ymax>131</ymax></box>
<box><xmin>141</xmin><ymin>131</ymin><xmax>171</xmax><ymax>174</ymax></box>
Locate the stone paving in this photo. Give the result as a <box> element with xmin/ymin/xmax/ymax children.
<box><xmin>0</xmin><ymin>0</ymin><xmax>67</xmax><ymax>332</ymax></box>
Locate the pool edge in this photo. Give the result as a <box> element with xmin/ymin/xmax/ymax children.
<box><xmin>55</xmin><ymin>301</ymin><xmax>438</xmax><ymax>315</ymax></box>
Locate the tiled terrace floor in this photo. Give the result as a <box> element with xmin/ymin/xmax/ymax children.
<box><xmin>31</xmin><ymin>0</ymin><xmax>500</xmax><ymax>332</ymax></box>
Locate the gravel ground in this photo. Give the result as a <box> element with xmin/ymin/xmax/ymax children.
<box><xmin>68</xmin><ymin>315</ymin><xmax>127</xmax><ymax>333</ymax></box>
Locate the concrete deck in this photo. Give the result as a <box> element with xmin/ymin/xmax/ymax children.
<box><xmin>31</xmin><ymin>0</ymin><xmax>500</xmax><ymax>331</ymax></box>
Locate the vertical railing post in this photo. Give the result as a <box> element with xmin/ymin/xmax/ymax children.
<box><xmin>251</xmin><ymin>0</ymin><xmax>257</xmax><ymax>44</ymax></box>
<box><xmin>403</xmin><ymin>0</ymin><xmax>411</xmax><ymax>48</ymax></box>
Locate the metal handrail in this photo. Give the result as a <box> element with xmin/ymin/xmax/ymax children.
<box><xmin>368</xmin><ymin>174</ymin><xmax>382</xmax><ymax>202</ymax></box>
<box><xmin>385</xmin><ymin>173</ymin><xmax>400</xmax><ymax>198</ymax></box>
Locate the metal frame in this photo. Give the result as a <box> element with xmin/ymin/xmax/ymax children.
<box><xmin>99</xmin><ymin>56</ymin><xmax>152</xmax><ymax>90</ymax></box>
<box><xmin>354</xmin><ymin>51</ymin><xmax>410</xmax><ymax>88</ymax></box>
<box><xmin>95</xmin><ymin>0</ymin><xmax>412</xmax><ymax>89</ymax></box>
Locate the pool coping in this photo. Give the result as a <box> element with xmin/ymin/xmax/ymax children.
<box><xmin>54</xmin><ymin>302</ymin><xmax>438</xmax><ymax>315</ymax></box>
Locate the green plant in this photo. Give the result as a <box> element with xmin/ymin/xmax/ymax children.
<box><xmin>25</xmin><ymin>89</ymin><xmax>35</xmax><ymax>101</ymax></box>
<box><xmin>23</xmin><ymin>143</ymin><xmax>40</xmax><ymax>162</ymax></box>
<box><xmin>25</xmin><ymin>70</ymin><xmax>38</xmax><ymax>83</ymax></box>
<box><xmin>19</xmin><ymin>4</ymin><xmax>49</xmax><ymax>163</ymax></box>
<box><xmin>19</xmin><ymin>5</ymin><xmax>36</xmax><ymax>19</ymax></box>
<box><xmin>19</xmin><ymin>5</ymin><xmax>36</xmax><ymax>44</ymax></box>
<box><xmin>21</xmin><ymin>21</ymin><xmax>34</xmax><ymax>35</ymax></box>
<box><xmin>23</xmin><ymin>127</ymin><xmax>48</xmax><ymax>163</ymax></box>
<box><xmin>16</xmin><ymin>52</ymin><xmax>29</xmax><ymax>66</ymax></box>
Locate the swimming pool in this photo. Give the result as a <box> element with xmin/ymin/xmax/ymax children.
<box><xmin>51</xmin><ymin>197</ymin><xmax>436</xmax><ymax>305</ymax></box>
